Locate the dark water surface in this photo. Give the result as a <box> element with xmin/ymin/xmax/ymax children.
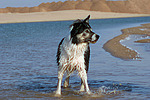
<box><xmin>0</xmin><ymin>17</ymin><xmax>150</xmax><ymax>99</ymax></box>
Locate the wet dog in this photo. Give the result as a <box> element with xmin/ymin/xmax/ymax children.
<box><xmin>55</xmin><ymin>15</ymin><xmax>99</xmax><ymax>96</ymax></box>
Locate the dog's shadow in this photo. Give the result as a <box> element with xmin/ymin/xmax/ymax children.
<box><xmin>17</xmin><ymin>76</ymin><xmax>134</xmax><ymax>97</ymax></box>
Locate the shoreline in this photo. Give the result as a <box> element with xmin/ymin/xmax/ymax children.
<box><xmin>0</xmin><ymin>10</ymin><xmax>150</xmax><ymax>24</ymax></box>
<box><xmin>103</xmin><ymin>23</ymin><xmax>150</xmax><ymax>60</ymax></box>
<box><xmin>1</xmin><ymin>10</ymin><xmax>150</xmax><ymax>60</ymax></box>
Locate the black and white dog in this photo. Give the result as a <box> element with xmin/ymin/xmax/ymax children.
<box><xmin>55</xmin><ymin>15</ymin><xmax>99</xmax><ymax>96</ymax></box>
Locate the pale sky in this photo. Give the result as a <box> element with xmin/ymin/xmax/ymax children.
<box><xmin>0</xmin><ymin>0</ymin><xmax>66</xmax><ymax>8</ymax></box>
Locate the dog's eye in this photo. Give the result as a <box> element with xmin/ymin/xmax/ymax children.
<box><xmin>86</xmin><ymin>30</ymin><xmax>90</xmax><ymax>33</ymax></box>
<box><xmin>82</xmin><ymin>33</ymin><xmax>87</xmax><ymax>36</ymax></box>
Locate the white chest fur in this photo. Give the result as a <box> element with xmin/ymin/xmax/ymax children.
<box><xmin>59</xmin><ymin>36</ymin><xmax>88</xmax><ymax>74</ymax></box>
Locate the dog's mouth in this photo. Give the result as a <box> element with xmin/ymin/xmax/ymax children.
<box><xmin>90</xmin><ymin>34</ymin><xmax>100</xmax><ymax>44</ymax></box>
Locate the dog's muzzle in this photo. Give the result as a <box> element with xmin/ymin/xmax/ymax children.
<box><xmin>90</xmin><ymin>34</ymin><xmax>100</xmax><ymax>44</ymax></box>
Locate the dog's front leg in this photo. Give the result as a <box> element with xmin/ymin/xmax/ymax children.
<box><xmin>55</xmin><ymin>70</ymin><xmax>64</xmax><ymax>96</ymax></box>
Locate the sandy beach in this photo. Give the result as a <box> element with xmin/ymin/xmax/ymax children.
<box><xmin>0</xmin><ymin>10</ymin><xmax>150</xmax><ymax>24</ymax></box>
<box><xmin>103</xmin><ymin>23</ymin><xmax>150</xmax><ymax>60</ymax></box>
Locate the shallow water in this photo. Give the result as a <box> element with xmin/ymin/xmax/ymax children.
<box><xmin>0</xmin><ymin>17</ymin><xmax>150</xmax><ymax>99</ymax></box>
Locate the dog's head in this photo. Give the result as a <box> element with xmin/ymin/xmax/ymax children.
<box><xmin>70</xmin><ymin>15</ymin><xmax>99</xmax><ymax>44</ymax></box>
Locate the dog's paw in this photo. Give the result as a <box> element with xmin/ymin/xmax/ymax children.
<box><xmin>54</xmin><ymin>93</ymin><xmax>61</xmax><ymax>97</ymax></box>
<box><xmin>79</xmin><ymin>84</ymin><xmax>85</xmax><ymax>92</ymax></box>
<box><xmin>63</xmin><ymin>81</ymin><xmax>69</xmax><ymax>88</ymax></box>
<box><xmin>53</xmin><ymin>91</ymin><xmax>61</xmax><ymax>97</ymax></box>
<box><xmin>86</xmin><ymin>90</ymin><xmax>93</xmax><ymax>95</ymax></box>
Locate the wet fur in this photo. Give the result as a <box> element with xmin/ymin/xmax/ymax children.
<box><xmin>55</xmin><ymin>15</ymin><xmax>99</xmax><ymax>96</ymax></box>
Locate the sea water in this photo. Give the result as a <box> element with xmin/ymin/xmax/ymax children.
<box><xmin>0</xmin><ymin>17</ymin><xmax>150</xmax><ymax>99</ymax></box>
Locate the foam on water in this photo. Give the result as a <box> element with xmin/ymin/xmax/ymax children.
<box><xmin>120</xmin><ymin>34</ymin><xmax>150</xmax><ymax>59</ymax></box>
<box><xmin>119</xmin><ymin>35</ymin><xmax>141</xmax><ymax>59</ymax></box>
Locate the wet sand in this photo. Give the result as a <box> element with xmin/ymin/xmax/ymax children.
<box><xmin>0</xmin><ymin>10</ymin><xmax>150</xmax><ymax>24</ymax></box>
<box><xmin>103</xmin><ymin>23</ymin><xmax>150</xmax><ymax>60</ymax></box>
<box><xmin>135</xmin><ymin>39</ymin><xmax>150</xmax><ymax>43</ymax></box>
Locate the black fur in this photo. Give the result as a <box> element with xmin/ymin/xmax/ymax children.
<box><xmin>70</xmin><ymin>21</ymin><xmax>91</xmax><ymax>44</ymax></box>
<box><xmin>56</xmin><ymin>38</ymin><xmax>64</xmax><ymax>66</ymax></box>
<box><xmin>84</xmin><ymin>45</ymin><xmax>90</xmax><ymax>73</ymax></box>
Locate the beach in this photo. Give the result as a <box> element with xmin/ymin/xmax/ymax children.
<box><xmin>103</xmin><ymin>23</ymin><xmax>150</xmax><ymax>59</ymax></box>
<box><xmin>0</xmin><ymin>10</ymin><xmax>150</xmax><ymax>24</ymax></box>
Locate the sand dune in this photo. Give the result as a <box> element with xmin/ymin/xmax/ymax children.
<box><xmin>0</xmin><ymin>0</ymin><xmax>150</xmax><ymax>14</ymax></box>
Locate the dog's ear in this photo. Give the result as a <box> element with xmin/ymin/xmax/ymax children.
<box><xmin>83</xmin><ymin>15</ymin><xmax>90</xmax><ymax>23</ymax></box>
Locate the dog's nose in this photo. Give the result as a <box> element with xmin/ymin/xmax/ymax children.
<box><xmin>90</xmin><ymin>34</ymin><xmax>100</xmax><ymax>44</ymax></box>
<box><xmin>96</xmin><ymin>35</ymin><xmax>100</xmax><ymax>40</ymax></box>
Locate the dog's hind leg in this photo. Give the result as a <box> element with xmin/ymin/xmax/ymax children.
<box><xmin>80</xmin><ymin>80</ymin><xmax>85</xmax><ymax>92</ymax></box>
<box><xmin>63</xmin><ymin>75</ymin><xmax>70</xmax><ymax>88</ymax></box>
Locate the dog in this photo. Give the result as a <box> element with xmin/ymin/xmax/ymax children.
<box><xmin>55</xmin><ymin>15</ymin><xmax>99</xmax><ymax>96</ymax></box>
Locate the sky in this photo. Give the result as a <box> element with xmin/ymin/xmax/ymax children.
<box><xmin>0</xmin><ymin>0</ymin><xmax>66</xmax><ymax>8</ymax></box>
